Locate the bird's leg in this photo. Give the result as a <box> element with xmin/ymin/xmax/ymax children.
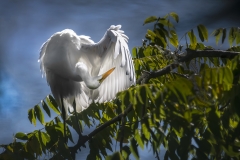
<box><xmin>73</xmin><ymin>99</ymin><xmax>82</xmax><ymax>134</ymax></box>
<box><xmin>72</xmin><ymin>99</ymin><xmax>86</xmax><ymax>149</ymax></box>
<box><xmin>60</xmin><ymin>95</ymin><xmax>67</xmax><ymax>144</ymax></box>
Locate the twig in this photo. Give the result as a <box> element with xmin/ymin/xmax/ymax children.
<box><xmin>119</xmin><ymin>116</ymin><xmax>125</xmax><ymax>152</ymax></box>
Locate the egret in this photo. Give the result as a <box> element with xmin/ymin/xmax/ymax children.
<box><xmin>38</xmin><ymin>25</ymin><xmax>135</xmax><ymax>141</ymax></box>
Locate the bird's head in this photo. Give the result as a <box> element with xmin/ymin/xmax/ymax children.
<box><xmin>75</xmin><ymin>62</ymin><xmax>115</xmax><ymax>89</ymax></box>
<box><xmin>89</xmin><ymin>67</ymin><xmax>115</xmax><ymax>89</ymax></box>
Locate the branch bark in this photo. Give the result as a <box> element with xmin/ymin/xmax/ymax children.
<box><xmin>137</xmin><ymin>49</ymin><xmax>240</xmax><ymax>84</ymax></box>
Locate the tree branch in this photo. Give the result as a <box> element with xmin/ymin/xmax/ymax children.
<box><xmin>69</xmin><ymin>104</ymin><xmax>133</xmax><ymax>158</ymax></box>
<box><xmin>137</xmin><ymin>49</ymin><xmax>240</xmax><ymax>84</ymax></box>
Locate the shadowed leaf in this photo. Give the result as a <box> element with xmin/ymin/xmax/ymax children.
<box><xmin>42</xmin><ymin>100</ymin><xmax>51</xmax><ymax>117</ymax></box>
<box><xmin>197</xmin><ymin>24</ymin><xmax>208</xmax><ymax>42</ymax></box>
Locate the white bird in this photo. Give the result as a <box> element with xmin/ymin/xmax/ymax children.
<box><xmin>38</xmin><ymin>25</ymin><xmax>135</xmax><ymax>120</ymax></box>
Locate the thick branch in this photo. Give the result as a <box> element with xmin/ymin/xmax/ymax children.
<box><xmin>69</xmin><ymin>104</ymin><xmax>133</xmax><ymax>157</ymax></box>
<box><xmin>137</xmin><ymin>49</ymin><xmax>240</xmax><ymax>84</ymax></box>
<box><xmin>179</xmin><ymin>48</ymin><xmax>239</xmax><ymax>62</ymax></box>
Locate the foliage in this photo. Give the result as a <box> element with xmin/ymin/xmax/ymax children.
<box><xmin>1</xmin><ymin>12</ymin><xmax>240</xmax><ymax>160</ymax></box>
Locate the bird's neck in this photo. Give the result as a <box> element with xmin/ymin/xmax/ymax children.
<box><xmin>75</xmin><ymin>62</ymin><xmax>101</xmax><ymax>89</ymax></box>
<box><xmin>82</xmin><ymin>73</ymin><xmax>101</xmax><ymax>89</ymax></box>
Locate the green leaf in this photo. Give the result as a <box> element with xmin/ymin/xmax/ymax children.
<box><xmin>212</xmin><ymin>28</ymin><xmax>222</xmax><ymax>45</ymax></box>
<box><xmin>142</xmin><ymin>123</ymin><xmax>150</xmax><ymax>140</ymax></box>
<box><xmin>132</xmin><ymin>47</ymin><xmax>138</xmax><ymax>58</ymax></box>
<box><xmin>106</xmin><ymin>152</ymin><xmax>124</xmax><ymax>160</ymax></box>
<box><xmin>158</xmin><ymin>18</ymin><xmax>174</xmax><ymax>28</ymax></box>
<box><xmin>134</xmin><ymin>129</ymin><xmax>144</xmax><ymax>149</ymax></box>
<box><xmin>57</xmin><ymin>140</ymin><xmax>72</xmax><ymax>159</ymax></box>
<box><xmin>41</xmin><ymin>132</ymin><xmax>50</xmax><ymax>146</ymax></box>
<box><xmin>115</xmin><ymin>126</ymin><xmax>131</xmax><ymax>143</ymax></box>
<box><xmin>169</xmin><ymin>30</ymin><xmax>178</xmax><ymax>48</ymax></box>
<box><xmin>229</xmin><ymin>27</ymin><xmax>237</xmax><ymax>47</ymax></box>
<box><xmin>147</xmin><ymin>29</ymin><xmax>156</xmax><ymax>42</ymax></box>
<box><xmin>55</xmin><ymin>122</ymin><xmax>65</xmax><ymax>136</ymax></box>
<box><xmin>7</xmin><ymin>145</ymin><xmax>13</xmax><ymax>152</ymax></box>
<box><xmin>196</xmin><ymin>43</ymin><xmax>206</xmax><ymax>50</ymax></box>
<box><xmin>46</xmin><ymin>95</ymin><xmax>60</xmax><ymax>115</ymax></box>
<box><xmin>169</xmin><ymin>12</ymin><xmax>179</xmax><ymax>23</ymax></box>
<box><xmin>42</xmin><ymin>100</ymin><xmax>51</xmax><ymax>117</ymax></box>
<box><xmin>197</xmin><ymin>24</ymin><xmax>208</xmax><ymax>42</ymax></box>
<box><xmin>66</xmin><ymin>116</ymin><xmax>82</xmax><ymax>134</ymax></box>
<box><xmin>130</xmin><ymin>138</ymin><xmax>139</xmax><ymax>160</ymax></box>
<box><xmin>143</xmin><ymin>16</ymin><xmax>158</xmax><ymax>25</ymax></box>
<box><xmin>28</xmin><ymin>108</ymin><xmax>36</xmax><ymax>126</ymax></box>
<box><xmin>34</xmin><ymin>105</ymin><xmax>45</xmax><ymax>125</ymax></box>
<box><xmin>28</xmin><ymin>134</ymin><xmax>42</xmax><ymax>155</ymax></box>
<box><xmin>222</xmin><ymin>28</ymin><xmax>226</xmax><ymax>44</ymax></box>
<box><xmin>169</xmin><ymin>37</ymin><xmax>178</xmax><ymax>48</ymax></box>
<box><xmin>187</xmin><ymin>29</ymin><xmax>197</xmax><ymax>49</ymax></box>
<box><xmin>122</xmin><ymin>145</ymin><xmax>131</xmax><ymax>160</ymax></box>
<box><xmin>81</xmin><ymin>111</ymin><xmax>91</xmax><ymax>127</ymax></box>
<box><xmin>55</xmin><ymin>116</ymin><xmax>61</xmax><ymax>124</ymax></box>
<box><xmin>15</xmin><ymin>132</ymin><xmax>28</xmax><ymax>140</ymax></box>
<box><xmin>236</xmin><ymin>28</ymin><xmax>240</xmax><ymax>45</ymax></box>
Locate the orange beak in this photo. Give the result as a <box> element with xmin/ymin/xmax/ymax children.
<box><xmin>99</xmin><ymin>67</ymin><xmax>115</xmax><ymax>83</ymax></box>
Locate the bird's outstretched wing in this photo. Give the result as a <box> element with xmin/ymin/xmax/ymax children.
<box><xmin>75</xmin><ymin>25</ymin><xmax>135</xmax><ymax>112</ymax></box>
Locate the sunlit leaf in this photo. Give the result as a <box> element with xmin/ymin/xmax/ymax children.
<box><xmin>46</xmin><ymin>95</ymin><xmax>60</xmax><ymax>115</ymax></box>
<box><xmin>169</xmin><ymin>30</ymin><xmax>178</xmax><ymax>48</ymax></box>
<box><xmin>212</xmin><ymin>28</ymin><xmax>222</xmax><ymax>45</ymax></box>
<box><xmin>132</xmin><ymin>47</ymin><xmax>138</xmax><ymax>58</ymax></box>
<box><xmin>34</xmin><ymin>105</ymin><xmax>45</xmax><ymax>125</ymax></box>
<box><xmin>196</xmin><ymin>43</ymin><xmax>205</xmax><ymax>50</ymax></box>
<box><xmin>134</xmin><ymin>129</ymin><xmax>144</xmax><ymax>149</ymax></box>
<box><xmin>169</xmin><ymin>12</ymin><xmax>179</xmax><ymax>23</ymax></box>
<box><xmin>15</xmin><ymin>132</ymin><xmax>28</xmax><ymax>140</ymax></box>
<box><xmin>229</xmin><ymin>27</ymin><xmax>237</xmax><ymax>47</ymax></box>
<box><xmin>143</xmin><ymin>16</ymin><xmax>158</xmax><ymax>25</ymax></box>
<box><xmin>187</xmin><ymin>29</ymin><xmax>197</xmax><ymax>49</ymax></box>
<box><xmin>7</xmin><ymin>145</ymin><xmax>13</xmax><ymax>152</ymax></box>
<box><xmin>158</xmin><ymin>18</ymin><xmax>174</xmax><ymax>28</ymax></box>
<box><xmin>142</xmin><ymin>123</ymin><xmax>150</xmax><ymax>140</ymax></box>
<box><xmin>41</xmin><ymin>132</ymin><xmax>50</xmax><ymax>146</ymax></box>
<box><xmin>55</xmin><ymin>122</ymin><xmax>65</xmax><ymax>136</ymax></box>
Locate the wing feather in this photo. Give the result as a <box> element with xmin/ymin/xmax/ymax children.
<box><xmin>77</xmin><ymin>25</ymin><xmax>135</xmax><ymax>107</ymax></box>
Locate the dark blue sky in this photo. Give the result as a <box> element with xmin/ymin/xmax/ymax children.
<box><xmin>0</xmin><ymin>0</ymin><xmax>239</xmax><ymax>159</ymax></box>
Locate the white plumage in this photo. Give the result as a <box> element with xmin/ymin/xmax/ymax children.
<box><xmin>39</xmin><ymin>25</ymin><xmax>135</xmax><ymax>118</ymax></box>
